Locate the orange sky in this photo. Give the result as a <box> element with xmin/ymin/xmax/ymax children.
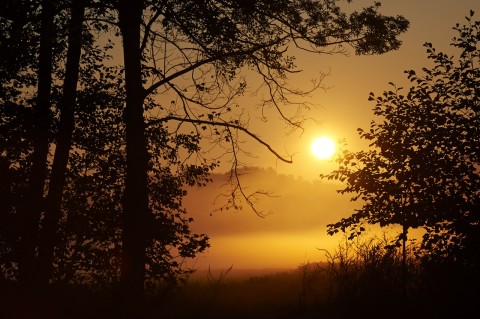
<box><xmin>183</xmin><ymin>0</ymin><xmax>479</xmax><ymax>271</ymax></box>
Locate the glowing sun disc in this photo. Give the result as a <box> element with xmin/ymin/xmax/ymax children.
<box><xmin>311</xmin><ymin>137</ymin><xmax>335</xmax><ymax>159</ymax></box>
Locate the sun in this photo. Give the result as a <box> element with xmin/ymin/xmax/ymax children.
<box><xmin>311</xmin><ymin>137</ymin><xmax>335</xmax><ymax>159</ymax></box>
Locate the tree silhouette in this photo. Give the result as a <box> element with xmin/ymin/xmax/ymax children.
<box><xmin>0</xmin><ymin>0</ymin><xmax>40</xmax><ymax>281</ymax></box>
<box><xmin>1</xmin><ymin>0</ymin><xmax>212</xmax><ymax>289</ymax></box>
<box><xmin>1</xmin><ymin>1</ymin><xmax>409</xmax><ymax>304</ymax></box>
<box><xmin>37</xmin><ymin>0</ymin><xmax>85</xmax><ymax>286</ymax></box>
<box><xmin>113</xmin><ymin>0</ymin><xmax>409</xmax><ymax>301</ymax></box>
<box><xmin>51</xmin><ymin>72</ymin><xmax>212</xmax><ymax>288</ymax></box>
<box><xmin>322</xmin><ymin>11</ymin><xmax>479</xmax><ymax>269</ymax></box>
<box><xmin>15</xmin><ymin>0</ymin><xmax>56</xmax><ymax>286</ymax></box>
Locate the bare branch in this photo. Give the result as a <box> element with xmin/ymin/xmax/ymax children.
<box><xmin>148</xmin><ymin>116</ymin><xmax>293</xmax><ymax>164</ymax></box>
<box><xmin>143</xmin><ymin>37</ymin><xmax>288</xmax><ymax>97</ymax></box>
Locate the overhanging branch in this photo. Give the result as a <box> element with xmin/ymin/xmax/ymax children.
<box><xmin>143</xmin><ymin>37</ymin><xmax>288</xmax><ymax>98</ymax></box>
<box><xmin>149</xmin><ymin>116</ymin><xmax>293</xmax><ymax>164</ymax></box>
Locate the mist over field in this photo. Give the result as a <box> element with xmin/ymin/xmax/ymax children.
<box><xmin>183</xmin><ymin>167</ymin><xmax>357</xmax><ymax>269</ymax></box>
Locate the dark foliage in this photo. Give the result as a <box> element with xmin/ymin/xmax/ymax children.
<box><xmin>322</xmin><ymin>11</ymin><xmax>480</xmax><ymax>273</ymax></box>
<box><xmin>0</xmin><ymin>0</ymin><xmax>212</xmax><ymax>288</ymax></box>
<box><xmin>1</xmin><ymin>0</ymin><xmax>409</xmax><ymax>300</ymax></box>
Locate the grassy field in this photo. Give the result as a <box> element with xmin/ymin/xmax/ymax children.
<box><xmin>1</xmin><ymin>238</ymin><xmax>478</xmax><ymax>319</ymax></box>
<box><xmin>152</xmin><ymin>266</ymin><xmax>328</xmax><ymax>319</ymax></box>
<box><xmin>0</xmin><ymin>265</ymin><xmax>334</xmax><ymax>319</ymax></box>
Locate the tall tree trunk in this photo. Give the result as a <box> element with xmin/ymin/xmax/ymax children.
<box><xmin>401</xmin><ymin>224</ymin><xmax>408</xmax><ymax>302</ymax></box>
<box><xmin>37</xmin><ymin>0</ymin><xmax>85</xmax><ymax>285</ymax></box>
<box><xmin>18</xmin><ymin>0</ymin><xmax>55</xmax><ymax>285</ymax></box>
<box><xmin>118</xmin><ymin>0</ymin><xmax>149</xmax><ymax>300</ymax></box>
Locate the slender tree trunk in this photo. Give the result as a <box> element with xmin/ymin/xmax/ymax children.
<box><xmin>401</xmin><ymin>224</ymin><xmax>408</xmax><ymax>301</ymax></box>
<box><xmin>118</xmin><ymin>0</ymin><xmax>149</xmax><ymax>300</ymax></box>
<box><xmin>37</xmin><ymin>0</ymin><xmax>85</xmax><ymax>285</ymax></box>
<box><xmin>18</xmin><ymin>0</ymin><xmax>55</xmax><ymax>285</ymax></box>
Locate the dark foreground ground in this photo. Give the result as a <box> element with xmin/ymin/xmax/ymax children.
<box><xmin>1</xmin><ymin>267</ymin><xmax>478</xmax><ymax>319</ymax></box>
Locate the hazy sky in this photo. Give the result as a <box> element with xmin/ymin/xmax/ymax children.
<box><xmin>184</xmin><ymin>0</ymin><xmax>480</xmax><ymax>271</ymax></box>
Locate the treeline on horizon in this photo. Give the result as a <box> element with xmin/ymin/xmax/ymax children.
<box><xmin>0</xmin><ymin>1</ymin><xmax>479</xmax><ymax>318</ymax></box>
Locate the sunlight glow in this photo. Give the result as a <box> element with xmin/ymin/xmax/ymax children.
<box><xmin>311</xmin><ymin>137</ymin><xmax>335</xmax><ymax>159</ymax></box>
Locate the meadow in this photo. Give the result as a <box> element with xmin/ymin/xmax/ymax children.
<box><xmin>1</xmin><ymin>236</ymin><xmax>477</xmax><ymax>319</ymax></box>
<box><xmin>149</xmin><ymin>237</ymin><xmax>477</xmax><ymax>319</ymax></box>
